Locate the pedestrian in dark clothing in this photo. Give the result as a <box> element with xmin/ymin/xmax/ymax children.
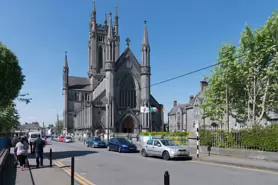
<box><xmin>33</xmin><ymin>135</ymin><xmax>46</xmax><ymax>168</ymax></box>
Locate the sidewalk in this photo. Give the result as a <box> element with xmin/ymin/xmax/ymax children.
<box><xmin>6</xmin><ymin>148</ymin><xmax>74</xmax><ymax>185</ymax></box>
<box><xmin>192</xmin><ymin>153</ymin><xmax>278</xmax><ymax>172</ymax></box>
<box><xmin>15</xmin><ymin>157</ymin><xmax>71</xmax><ymax>185</ymax></box>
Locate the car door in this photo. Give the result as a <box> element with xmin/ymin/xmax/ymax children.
<box><xmin>109</xmin><ymin>138</ymin><xmax>117</xmax><ymax>150</ymax></box>
<box><xmin>153</xmin><ymin>140</ymin><xmax>164</xmax><ymax>156</ymax></box>
<box><xmin>145</xmin><ymin>140</ymin><xmax>155</xmax><ymax>155</ymax></box>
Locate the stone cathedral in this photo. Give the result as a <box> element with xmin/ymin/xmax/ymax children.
<box><xmin>62</xmin><ymin>4</ymin><xmax>164</xmax><ymax>136</ymax></box>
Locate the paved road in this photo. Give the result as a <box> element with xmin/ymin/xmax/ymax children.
<box><xmin>46</xmin><ymin>140</ymin><xmax>278</xmax><ymax>185</ymax></box>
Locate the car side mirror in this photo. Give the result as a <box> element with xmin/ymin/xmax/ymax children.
<box><xmin>157</xmin><ymin>144</ymin><xmax>161</xmax><ymax>147</ymax></box>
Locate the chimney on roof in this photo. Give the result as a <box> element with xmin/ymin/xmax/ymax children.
<box><xmin>190</xmin><ymin>95</ymin><xmax>194</xmax><ymax>102</ymax></box>
<box><xmin>173</xmin><ymin>100</ymin><xmax>177</xmax><ymax>107</ymax></box>
<box><xmin>200</xmin><ymin>81</ymin><xmax>208</xmax><ymax>92</ymax></box>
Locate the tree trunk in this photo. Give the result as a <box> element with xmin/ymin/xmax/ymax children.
<box><xmin>256</xmin><ymin>78</ymin><xmax>270</xmax><ymax>124</ymax></box>
<box><xmin>226</xmin><ymin>84</ymin><xmax>229</xmax><ymax>132</ymax></box>
<box><xmin>252</xmin><ymin>75</ymin><xmax>256</xmax><ymax>126</ymax></box>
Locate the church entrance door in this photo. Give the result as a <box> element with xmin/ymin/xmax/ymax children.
<box><xmin>122</xmin><ymin>116</ymin><xmax>134</xmax><ymax>133</ymax></box>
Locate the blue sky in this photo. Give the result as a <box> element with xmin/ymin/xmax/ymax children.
<box><xmin>0</xmin><ymin>0</ymin><xmax>277</xmax><ymax>126</ymax></box>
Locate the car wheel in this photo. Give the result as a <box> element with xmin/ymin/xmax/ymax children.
<box><xmin>108</xmin><ymin>146</ymin><xmax>111</xmax><ymax>151</ymax></box>
<box><xmin>118</xmin><ymin>147</ymin><xmax>121</xmax><ymax>153</ymax></box>
<box><xmin>141</xmin><ymin>149</ymin><xmax>148</xmax><ymax>157</ymax></box>
<box><xmin>162</xmin><ymin>151</ymin><xmax>170</xmax><ymax>160</ymax></box>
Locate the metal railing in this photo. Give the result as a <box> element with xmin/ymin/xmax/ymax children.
<box><xmin>199</xmin><ymin>128</ymin><xmax>278</xmax><ymax>152</ymax></box>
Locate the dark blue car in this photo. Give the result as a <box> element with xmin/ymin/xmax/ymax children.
<box><xmin>86</xmin><ymin>137</ymin><xmax>107</xmax><ymax>148</ymax></box>
<box><xmin>107</xmin><ymin>137</ymin><xmax>137</xmax><ymax>153</ymax></box>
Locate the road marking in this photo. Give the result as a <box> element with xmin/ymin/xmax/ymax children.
<box><xmin>56</xmin><ymin>161</ymin><xmax>95</xmax><ymax>185</ymax></box>
<box><xmin>55</xmin><ymin>161</ymin><xmax>86</xmax><ymax>185</ymax></box>
<box><xmin>190</xmin><ymin>160</ymin><xmax>278</xmax><ymax>175</ymax></box>
<box><xmin>54</xmin><ymin>160</ymin><xmax>95</xmax><ymax>185</ymax></box>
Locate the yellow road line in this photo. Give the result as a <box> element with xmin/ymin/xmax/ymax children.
<box><xmin>55</xmin><ymin>160</ymin><xmax>95</xmax><ymax>185</ymax></box>
<box><xmin>190</xmin><ymin>160</ymin><xmax>278</xmax><ymax>175</ymax></box>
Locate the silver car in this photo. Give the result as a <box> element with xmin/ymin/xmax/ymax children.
<box><xmin>141</xmin><ymin>139</ymin><xmax>190</xmax><ymax>160</ymax></box>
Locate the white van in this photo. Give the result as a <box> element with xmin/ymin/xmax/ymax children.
<box><xmin>28</xmin><ymin>131</ymin><xmax>42</xmax><ymax>144</ymax></box>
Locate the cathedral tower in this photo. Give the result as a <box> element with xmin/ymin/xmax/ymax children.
<box><xmin>88</xmin><ymin>3</ymin><xmax>120</xmax><ymax>89</ymax></box>
<box><xmin>140</xmin><ymin>21</ymin><xmax>151</xmax><ymax>131</ymax></box>
<box><xmin>105</xmin><ymin>12</ymin><xmax>116</xmax><ymax>133</ymax></box>
<box><xmin>63</xmin><ymin>51</ymin><xmax>69</xmax><ymax>133</ymax></box>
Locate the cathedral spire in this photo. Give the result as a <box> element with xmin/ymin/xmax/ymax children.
<box><xmin>115</xmin><ymin>7</ymin><xmax>119</xmax><ymax>35</ymax></box>
<box><xmin>104</xmin><ymin>13</ymin><xmax>108</xmax><ymax>26</ymax></box>
<box><xmin>64</xmin><ymin>51</ymin><xmax>68</xmax><ymax>68</ymax></box>
<box><xmin>92</xmin><ymin>1</ymin><xmax>96</xmax><ymax>19</ymax></box>
<box><xmin>107</xmin><ymin>12</ymin><xmax>113</xmax><ymax>40</ymax></box>
<box><xmin>142</xmin><ymin>20</ymin><xmax>150</xmax><ymax>47</ymax></box>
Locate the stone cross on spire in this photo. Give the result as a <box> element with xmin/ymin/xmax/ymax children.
<box><xmin>126</xmin><ymin>37</ymin><xmax>130</xmax><ymax>48</ymax></box>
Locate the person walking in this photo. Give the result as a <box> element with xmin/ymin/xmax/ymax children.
<box><xmin>14</xmin><ymin>137</ymin><xmax>29</xmax><ymax>171</ymax></box>
<box><xmin>33</xmin><ymin>135</ymin><xmax>46</xmax><ymax>168</ymax></box>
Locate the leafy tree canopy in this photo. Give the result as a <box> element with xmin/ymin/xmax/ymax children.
<box><xmin>0</xmin><ymin>42</ymin><xmax>25</xmax><ymax>107</ymax></box>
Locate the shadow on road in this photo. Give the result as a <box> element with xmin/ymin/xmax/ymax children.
<box><xmin>2</xmin><ymin>154</ymin><xmax>17</xmax><ymax>185</ymax></box>
<box><xmin>28</xmin><ymin>150</ymin><xmax>98</xmax><ymax>160</ymax></box>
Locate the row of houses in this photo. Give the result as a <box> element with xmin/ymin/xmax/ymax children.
<box><xmin>14</xmin><ymin>122</ymin><xmax>55</xmax><ymax>135</ymax></box>
<box><xmin>168</xmin><ymin>81</ymin><xmax>278</xmax><ymax>132</ymax></box>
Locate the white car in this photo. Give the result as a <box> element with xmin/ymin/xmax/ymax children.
<box><xmin>64</xmin><ymin>136</ymin><xmax>73</xmax><ymax>143</ymax></box>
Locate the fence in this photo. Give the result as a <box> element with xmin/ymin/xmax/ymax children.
<box><xmin>0</xmin><ymin>133</ymin><xmax>12</xmax><ymax>154</ymax></box>
<box><xmin>199</xmin><ymin>126</ymin><xmax>278</xmax><ymax>152</ymax></box>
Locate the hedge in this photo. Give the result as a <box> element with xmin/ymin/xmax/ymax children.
<box><xmin>140</xmin><ymin>132</ymin><xmax>193</xmax><ymax>137</ymax></box>
<box><xmin>199</xmin><ymin>124</ymin><xmax>278</xmax><ymax>152</ymax></box>
<box><xmin>140</xmin><ymin>132</ymin><xmax>194</xmax><ymax>145</ymax></box>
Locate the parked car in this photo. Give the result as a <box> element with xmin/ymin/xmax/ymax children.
<box><xmin>107</xmin><ymin>137</ymin><xmax>137</xmax><ymax>153</ymax></box>
<box><xmin>64</xmin><ymin>136</ymin><xmax>73</xmax><ymax>143</ymax></box>
<box><xmin>54</xmin><ymin>136</ymin><xmax>59</xmax><ymax>141</ymax></box>
<box><xmin>86</xmin><ymin>137</ymin><xmax>107</xmax><ymax>148</ymax></box>
<box><xmin>141</xmin><ymin>139</ymin><xmax>190</xmax><ymax>160</ymax></box>
<box><xmin>59</xmin><ymin>136</ymin><xmax>65</xmax><ymax>142</ymax></box>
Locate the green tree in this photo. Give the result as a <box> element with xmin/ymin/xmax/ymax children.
<box><xmin>0</xmin><ymin>42</ymin><xmax>25</xmax><ymax>108</ymax></box>
<box><xmin>202</xmin><ymin>11</ymin><xmax>278</xmax><ymax>127</ymax></box>
<box><xmin>239</xmin><ymin>13</ymin><xmax>278</xmax><ymax>125</ymax></box>
<box><xmin>0</xmin><ymin>42</ymin><xmax>31</xmax><ymax>132</ymax></box>
<box><xmin>0</xmin><ymin>103</ymin><xmax>20</xmax><ymax>132</ymax></box>
<box><xmin>202</xmin><ymin>44</ymin><xmax>245</xmax><ymax>130</ymax></box>
<box><xmin>55</xmin><ymin>120</ymin><xmax>63</xmax><ymax>134</ymax></box>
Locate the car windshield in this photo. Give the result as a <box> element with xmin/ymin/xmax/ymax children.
<box><xmin>93</xmin><ymin>137</ymin><xmax>101</xmax><ymax>141</ymax></box>
<box><xmin>117</xmin><ymin>138</ymin><xmax>131</xmax><ymax>144</ymax></box>
<box><xmin>161</xmin><ymin>140</ymin><xmax>177</xmax><ymax>146</ymax></box>
<box><xmin>31</xmin><ymin>134</ymin><xmax>40</xmax><ymax>138</ymax></box>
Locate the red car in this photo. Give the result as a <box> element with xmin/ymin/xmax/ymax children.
<box><xmin>59</xmin><ymin>136</ymin><xmax>65</xmax><ymax>142</ymax></box>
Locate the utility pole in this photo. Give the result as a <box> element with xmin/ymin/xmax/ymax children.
<box><xmin>42</xmin><ymin>122</ymin><xmax>45</xmax><ymax>136</ymax></box>
<box><xmin>57</xmin><ymin>114</ymin><xmax>60</xmax><ymax>135</ymax></box>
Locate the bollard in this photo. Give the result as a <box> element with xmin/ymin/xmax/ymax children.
<box><xmin>29</xmin><ymin>143</ymin><xmax>32</xmax><ymax>154</ymax></box>
<box><xmin>49</xmin><ymin>148</ymin><xmax>52</xmax><ymax>167</ymax></box>
<box><xmin>208</xmin><ymin>145</ymin><xmax>211</xmax><ymax>156</ymax></box>
<box><xmin>71</xmin><ymin>156</ymin><xmax>75</xmax><ymax>185</ymax></box>
<box><xmin>164</xmin><ymin>171</ymin><xmax>170</xmax><ymax>185</ymax></box>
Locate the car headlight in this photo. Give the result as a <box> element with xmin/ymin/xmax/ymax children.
<box><xmin>170</xmin><ymin>149</ymin><xmax>179</xmax><ymax>152</ymax></box>
<box><xmin>122</xmin><ymin>145</ymin><xmax>128</xmax><ymax>147</ymax></box>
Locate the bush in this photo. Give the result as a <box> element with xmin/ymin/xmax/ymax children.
<box><xmin>199</xmin><ymin>125</ymin><xmax>278</xmax><ymax>152</ymax></box>
<box><xmin>140</xmin><ymin>132</ymin><xmax>191</xmax><ymax>146</ymax></box>
<box><xmin>140</xmin><ymin>132</ymin><xmax>189</xmax><ymax>137</ymax></box>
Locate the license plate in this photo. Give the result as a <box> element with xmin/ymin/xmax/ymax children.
<box><xmin>129</xmin><ymin>148</ymin><xmax>134</xmax><ymax>150</ymax></box>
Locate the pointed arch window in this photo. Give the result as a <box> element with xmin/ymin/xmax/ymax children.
<box><xmin>177</xmin><ymin>112</ymin><xmax>181</xmax><ymax>130</ymax></box>
<box><xmin>97</xmin><ymin>46</ymin><xmax>103</xmax><ymax>72</ymax></box>
<box><xmin>119</xmin><ymin>75</ymin><xmax>136</xmax><ymax>108</ymax></box>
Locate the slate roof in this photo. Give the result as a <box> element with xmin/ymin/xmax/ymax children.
<box><xmin>19</xmin><ymin>122</ymin><xmax>42</xmax><ymax>131</ymax></box>
<box><xmin>115</xmin><ymin>47</ymin><xmax>141</xmax><ymax>72</ymax></box>
<box><xmin>168</xmin><ymin>104</ymin><xmax>188</xmax><ymax>116</ymax></box>
<box><xmin>68</xmin><ymin>76</ymin><xmax>91</xmax><ymax>91</ymax></box>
